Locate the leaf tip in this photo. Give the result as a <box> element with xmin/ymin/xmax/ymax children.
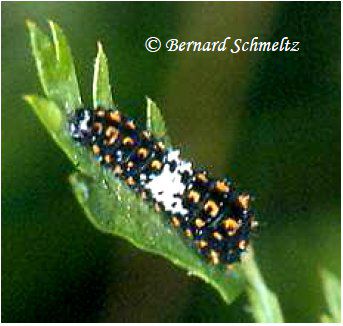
<box><xmin>23</xmin><ymin>94</ymin><xmax>34</xmax><ymax>104</ymax></box>
<box><xmin>97</xmin><ymin>41</ymin><xmax>104</xmax><ymax>53</ymax></box>
<box><xmin>145</xmin><ymin>95</ymin><xmax>152</xmax><ymax>104</ymax></box>
<box><xmin>48</xmin><ymin>20</ymin><xmax>65</xmax><ymax>52</ymax></box>
<box><xmin>47</xmin><ymin>19</ymin><xmax>60</xmax><ymax>32</ymax></box>
<box><xmin>95</xmin><ymin>41</ymin><xmax>108</xmax><ymax>64</ymax></box>
<box><xmin>47</xmin><ymin>20</ymin><xmax>56</xmax><ymax>35</ymax></box>
<box><xmin>26</xmin><ymin>19</ymin><xmax>36</xmax><ymax>32</ymax></box>
<box><xmin>68</xmin><ymin>172</ymin><xmax>78</xmax><ymax>187</ymax></box>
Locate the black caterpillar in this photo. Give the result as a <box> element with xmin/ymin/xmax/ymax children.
<box><xmin>69</xmin><ymin>107</ymin><xmax>256</xmax><ymax>268</ymax></box>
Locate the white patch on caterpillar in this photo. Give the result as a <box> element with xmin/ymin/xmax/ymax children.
<box><xmin>69</xmin><ymin>109</ymin><xmax>91</xmax><ymax>140</ymax></box>
<box><xmin>143</xmin><ymin>150</ymin><xmax>193</xmax><ymax>216</ymax></box>
<box><xmin>79</xmin><ymin>110</ymin><xmax>91</xmax><ymax>132</ymax></box>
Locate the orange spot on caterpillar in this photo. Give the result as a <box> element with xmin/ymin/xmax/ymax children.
<box><xmin>95</xmin><ymin>109</ymin><xmax>105</xmax><ymax>117</ymax></box>
<box><xmin>151</xmin><ymin>160</ymin><xmax>162</xmax><ymax>170</ymax></box>
<box><xmin>113</xmin><ymin>165</ymin><xmax>122</xmax><ymax>175</ymax></box>
<box><xmin>188</xmin><ymin>190</ymin><xmax>200</xmax><ymax>203</ymax></box>
<box><xmin>155</xmin><ymin>141</ymin><xmax>165</xmax><ymax>151</ymax></box>
<box><xmin>123</xmin><ymin>137</ymin><xmax>134</xmax><ymax>146</ymax></box>
<box><xmin>238</xmin><ymin>193</ymin><xmax>250</xmax><ymax>210</ymax></box>
<box><xmin>223</xmin><ymin>218</ymin><xmax>239</xmax><ymax>236</ymax></box>
<box><xmin>238</xmin><ymin>240</ymin><xmax>247</xmax><ymax>250</ymax></box>
<box><xmin>195</xmin><ymin>218</ymin><xmax>205</xmax><ymax>228</ymax></box>
<box><xmin>126</xmin><ymin>176</ymin><xmax>135</xmax><ymax>186</ymax></box>
<box><xmin>213</xmin><ymin>231</ymin><xmax>223</xmax><ymax>241</ymax></box>
<box><xmin>126</xmin><ymin>120</ymin><xmax>136</xmax><ymax>130</ymax></box>
<box><xmin>92</xmin><ymin>144</ymin><xmax>100</xmax><ymax>155</ymax></box>
<box><xmin>171</xmin><ymin>216</ymin><xmax>181</xmax><ymax>228</ymax></box>
<box><xmin>215</xmin><ymin>181</ymin><xmax>230</xmax><ymax>193</ymax></box>
<box><xmin>104</xmin><ymin>154</ymin><xmax>113</xmax><ymax>163</ymax></box>
<box><xmin>204</xmin><ymin>200</ymin><xmax>219</xmax><ymax>217</ymax></box>
<box><xmin>196</xmin><ymin>172</ymin><xmax>208</xmax><ymax>183</ymax></box>
<box><xmin>137</xmin><ymin>147</ymin><xmax>149</xmax><ymax>160</ymax></box>
<box><xmin>185</xmin><ymin>229</ymin><xmax>193</xmax><ymax>238</ymax></box>
<box><xmin>209</xmin><ymin>250</ymin><xmax>220</xmax><ymax>265</ymax></box>
<box><xmin>93</xmin><ymin>122</ymin><xmax>103</xmax><ymax>133</ymax></box>
<box><xmin>109</xmin><ymin>110</ymin><xmax>121</xmax><ymax>123</ymax></box>
<box><xmin>196</xmin><ymin>240</ymin><xmax>208</xmax><ymax>249</ymax></box>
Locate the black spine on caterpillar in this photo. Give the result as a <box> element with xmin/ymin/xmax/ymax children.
<box><xmin>68</xmin><ymin>107</ymin><xmax>256</xmax><ymax>268</ymax></box>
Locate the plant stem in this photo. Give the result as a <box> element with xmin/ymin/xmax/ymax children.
<box><xmin>241</xmin><ymin>248</ymin><xmax>284</xmax><ymax>322</ymax></box>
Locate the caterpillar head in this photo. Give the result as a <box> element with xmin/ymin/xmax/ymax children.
<box><xmin>68</xmin><ymin>108</ymin><xmax>93</xmax><ymax>144</ymax></box>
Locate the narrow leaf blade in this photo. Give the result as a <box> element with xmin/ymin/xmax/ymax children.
<box><xmin>24</xmin><ymin>95</ymin><xmax>62</xmax><ymax>133</ymax></box>
<box><xmin>146</xmin><ymin>97</ymin><xmax>171</xmax><ymax>146</ymax></box>
<box><xmin>49</xmin><ymin>21</ymin><xmax>82</xmax><ymax>109</ymax></box>
<box><xmin>321</xmin><ymin>314</ymin><xmax>334</xmax><ymax>323</ymax></box>
<box><xmin>93</xmin><ymin>42</ymin><xmax>113</xmax><ymax>108</ymax></box>
<box><xmin>321</xmin><ymin>269</ymin><xmax>341</xmax><ymax>322</ymax></box>
<box><xmin>27</xmin><ymin>20</ymin><xmax>81</xmax><ymax>110</ymax></box>
<box><xmin>23</xmin><ymin>95</ymin><xmax>79</xmax><ymax>166</ymax></box>
<box><xmin>242</xmin><ymin>249</ymin><xmax>284</xmax><ymax>322</ymax></box>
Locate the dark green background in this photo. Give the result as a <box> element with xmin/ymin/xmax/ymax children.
<box><xmin>2</xmin><ymin>1</ymin><xmax>340</xmax><ymax>322</ymax></box>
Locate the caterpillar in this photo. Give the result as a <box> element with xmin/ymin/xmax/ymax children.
<box><xmin>69</xmin><ymin>107</ymin><xmax>256</xmax><ymax>268</ymax></box>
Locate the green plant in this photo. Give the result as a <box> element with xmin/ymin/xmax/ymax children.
<box><xmin>320</xmin><ymin>269</ymin><xmax>341</xmax><ymax>323</ymax></box>
<box><xmin>28</xmin><ymin>20</ymin><xmax>343</xmax><ymax>323</ymax></box>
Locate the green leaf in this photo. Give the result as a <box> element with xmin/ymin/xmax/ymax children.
<box><xmin>23</xmin><ymin>95</ymin><xmax>84</xmax><ymax>168</ymax></box>
<box><xmin>27</xmin><ymin>20</ymin><xmax>81</xmax><ymax>110</ymax></box>
<box><xmin>320</xmin><ymin>269</ymin><xmax>341</xmax><ymax>322</ymax></box>
<box><xmin>146</xmin><ymin>97</ymin><xmax>171</xmax><ymax>146</ymax></box>
<box><xmin>23</xmin><ymin>95</ymin><xmax>62</xmax><ymax>134</ymax></box>
<box><xmin>242</xmin><ymin>249</ymin><xmax>284</xmax><ymax>322</ymax></box>
<box><xmin>320</xmin><ymin>314</ymin><xmax>334</xmax><ymax>323</ymax></box>
<box><xmin>93</xmin><ymin>42</ymin><xmax>113</xmax><ymax>108</ymax></box>
<box><xmin>26</xmin><ymin>21</ymin><xmax>246</xmax><ymax>305</ymax></box>
<box><xmin>69</xmin><ymin>171</ymin><xmax>245</xmax><ymax>304</ymax></box>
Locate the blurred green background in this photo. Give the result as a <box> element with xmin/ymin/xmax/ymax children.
<box><xmin>2</xmin><ymin>1</ymin><xmax>340</xmax><ymax>322</ymax></box>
